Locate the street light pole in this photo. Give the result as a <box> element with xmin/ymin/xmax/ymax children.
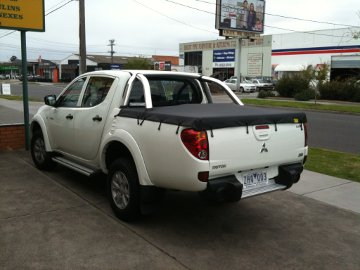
<box><xmin>79</xmin><ymin>0</ymin><xmax>87</xmax><ymax>74</ymax></box>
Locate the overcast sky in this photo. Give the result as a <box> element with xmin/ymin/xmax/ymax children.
<box><xmin>0</xmin><ymin>0</ymin><xmax>359</xmax><ymax>61</ymax></box>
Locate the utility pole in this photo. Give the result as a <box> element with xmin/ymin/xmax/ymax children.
<box><xmin>108</xmin><ymin>39</ymin><xmax>116</xmax><ymax>64</ymax></box>
<box><xmin>79</xmin><ymin>0</ymin><xmax>87</xmax><ymax>74</ymax></box>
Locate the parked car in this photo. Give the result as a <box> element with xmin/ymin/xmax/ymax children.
<box><xmin>251</xmin><ymin>79</ymin><xmax>274</xmax><ymax>91</ymax></box>
<box><xmin>30</xmin><ymin>70</ymin><xmax>308</xmax><ymax>221</ymax></box>
<box><xmin>0</xmin><ymin>74</ymin><xmax>6</xmax><ymax>80</ymax></box>
<box><xmin>224</xmin><ymin>79</ymin><xmax>256</xmax><ymax>93</ymax></box>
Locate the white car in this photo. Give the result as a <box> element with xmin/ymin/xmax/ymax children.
<box><xmin>251</xmin><ymin>79</ymin><xmax>274</xmax><ymax>91</ymax></box>
<box><xmin>30</xmin><ymin>70</ymin><xmax>308</xmax><ymax>221</ymax></box>
<box><xmin>224</xmin><ymin>79</ymin><xmax>256</xmax><ymax>93</ymax></box>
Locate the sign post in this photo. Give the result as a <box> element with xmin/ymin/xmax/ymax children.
<box><xmin>236</xmin><ymin>39</ymin><xmax>242</xmax><ymax>91</ymax></box>
<box><xmin>20</xmin><ymin>31</ymin><xmax>30</xmax><ymax>150</ymax></box>
<box><xmin>0</xmin><ymin>0</ymin><xmax>45</xmax><ymax>150</ymax></box>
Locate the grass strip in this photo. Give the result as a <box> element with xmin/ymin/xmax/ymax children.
<box><xmin>305</xmin><ymin>147</ymin><xmax>360</xmax><ymax>182</ymax></box>
<box><xmin>241</xmin><ymin>98</ymin><xmax>360</xmax><ymax>114</ymax></box>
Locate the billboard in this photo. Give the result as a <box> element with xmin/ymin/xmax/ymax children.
<box><xmin>0</xmin><ymin>0</ymin><xmax>45</xmax><ymax>31</ymax></box>
<box><xmin>215</xmin><ymin>0</ymin><xmax>265</xmax><ymax>34</ymax></box>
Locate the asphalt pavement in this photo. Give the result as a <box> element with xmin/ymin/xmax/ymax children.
<box><xmin>0</xmin><ymin>150</ymin><xmax>359</xmax><ymax>269</ymax></box>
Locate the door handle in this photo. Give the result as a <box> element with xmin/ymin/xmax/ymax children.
<box><xmin>66</xmin><ymin>114</ymin><xmax>73</xmax><ymax>120</ymax></box>
<box><xmin>92</xmin><ymin>115</ymin><xmax>102</xmax><ymax>122</ymax></box>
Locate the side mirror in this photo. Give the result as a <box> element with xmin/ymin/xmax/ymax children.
<box><xmin>44</xmin><ymin>94</ymin><xmax>57</xmax><ymax>106</ymax></box>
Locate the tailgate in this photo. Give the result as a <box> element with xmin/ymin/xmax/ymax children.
<box><xmin>208</xmin><ymin>123</ymin><xmax>307</xmax><ymax>182</ymax></box>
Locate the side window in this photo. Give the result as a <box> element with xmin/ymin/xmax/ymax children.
<box><xmin>127</xmin><ymin>78</ymin><xmax>202</xmax><ymax>107</ymax></box>
<box><xmin>206</xmin><ymin>81</ymin><xmax>234</xmax><ymax>103</ymax></box>
<box><xmin>81</xmin><ymin>77</ymin><xmax>114</xmax><ymax>107</ymax></box>
<box><xmin>57</xmin><ymin>77</ymin><xmax>86</xmax><ymax>107</ymax></box>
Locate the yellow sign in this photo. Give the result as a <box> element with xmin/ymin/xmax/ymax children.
<box><xmin>0</xmin><ymin>0</ymin><xmax>44</xmax><ymax>31</ymax></box>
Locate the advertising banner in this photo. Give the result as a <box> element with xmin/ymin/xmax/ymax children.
<box><xmin>247</xmin><ymin>53</ymin><xmax>263</xmax><ymax>76</ymax></box>
<box><xmin>215</xmin><ymin>0</ymin><xmax>265</xmax><ymax>35</ymax></box>
<box><xmin>213</xmin><ymin>49</ymin><xmax>235</xmax><ymax>68</ymax></box>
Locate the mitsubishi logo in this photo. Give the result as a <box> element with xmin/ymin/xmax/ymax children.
<box><xmin>260</xmin><ymin>143</ymin><xmax>268</xmax><ymax>153</ymax></box>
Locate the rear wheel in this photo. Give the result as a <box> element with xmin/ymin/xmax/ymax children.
<box><xmin>107</xmin><ymin>158</ymin><xmax>140</xmax><ymax>221</ymax></box>
<box><xmin>30</xmin><ymin>131</ymin><xmax>55</xmax><ymax>170</ymax></box>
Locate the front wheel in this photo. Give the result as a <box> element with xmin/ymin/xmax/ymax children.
<box><xmin>240</xmin><ymin>87</ymin><xmax>244</xmax><ymax>93</ymax></box>
<box><xmin>107</xmin><ymin>158</ymin><xmax>140</xmax><ymax>221</ymax></box>
<box><xmin>30</xmin><ymin>131</ymin><xmax>55</xmax><ymax>170</ymax></box>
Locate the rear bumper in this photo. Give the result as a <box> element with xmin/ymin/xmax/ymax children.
<box><xmin>204</xmin><ymin>163</ymin><xmax>303</xmax><ymax>202</ymax></box>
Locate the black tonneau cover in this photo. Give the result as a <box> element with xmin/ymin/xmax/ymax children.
<box><xmin>118</xmin><ymin>104</ymin><xmax>307</xmax><ymax>131</ymax></box>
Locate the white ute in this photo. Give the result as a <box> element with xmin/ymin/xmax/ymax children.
<box><xmin>30</xmin><ymin>70</ymin><xmax>308</xmax><ymax>221</ymax></box>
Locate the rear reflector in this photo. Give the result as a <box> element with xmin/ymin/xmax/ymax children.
<box><xmin>198</xmin><ymin>171</ymin><xmax>209</xmax><ymax>182</ymax></box>
<box><xmin>255</xmin><ymin>125</ymin><xmax>269</xmax><ymax>130</ymax></box>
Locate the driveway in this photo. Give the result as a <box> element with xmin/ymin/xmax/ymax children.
<box><xmin>1</xmin><ymin>151</ymin><xmax>359</xmax><ymax>269</ymax></box>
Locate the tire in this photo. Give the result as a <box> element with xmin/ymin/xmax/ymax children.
<box><xmin>107</xmin><ymin>158</ymin><xmax>140</xmax><ymax>221</ymax></box>
<box><xmin>30</xmin><ymin>131</ymin><xmax>56</xmax><ymax>170</ymax></box>
<box><xmin>240</xmin><ymin>87</ymin><xmax>244</xmax><ymax>93</ymax></box>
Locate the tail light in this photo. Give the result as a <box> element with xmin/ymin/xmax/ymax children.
<box><xmin>304</xmin><ymin>122</ymin><xmax>308</xmax><ymax>147</ymax></box>
<box><xmin>180</xmin><ymin>129</ymin><xmax>209</xmax><ymax>160</ymax></box>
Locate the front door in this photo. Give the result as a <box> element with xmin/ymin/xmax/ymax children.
<box><xmin>72</xmin><ymin>76</ymin><xmax>116</xmax><ymax>160</ymax></box>
<box><xmin>46</xmin><ymin>77</ymin><xmax>87</xmax><ymax>153</ymax></box>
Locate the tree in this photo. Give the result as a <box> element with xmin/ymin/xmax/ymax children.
<box><xmin>124</xmin><ymin>57</ymin><xmax>151</xmax><ymax>70</ymax></box>
<box><xmin>10</xmin><ymin>55</ymin><xmax>17</xmax><ymax>62</ymax></box>
<box><xmin>352</xmin><ymin>11</ymin><xmax>360</xmax><ymax>39</ymax></box>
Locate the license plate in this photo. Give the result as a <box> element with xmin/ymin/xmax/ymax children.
<box><xmin>242</xmin><ymin>171</ymin><xmax>268</xmax><ymax>188</ymax></box>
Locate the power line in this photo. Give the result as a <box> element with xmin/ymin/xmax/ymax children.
<box><xmin>46</xmin><ymin>0</ymin><xmax>71</xmax><ymax>14</ymax></box>
<box><xmin>131</xmin><ymin>0</ymin><xmax>218</xmax><ymax>35</ymax></box>
<box><xmin>161</xmin><ymin>0</ymin><xmax>356</xmax><ymax>38</ymax></box>
<box><xmin>0</xmin><ymin>0</ymin><xmax>76</xmax><ymax>39</ymax></box>
<box><xmin>45</xmin><ymin>0</ymin><xmax>75</xmax><ymax>16</ymax></box>
<box><xmin>190</xmin><ymin>0</ymin><xmax>359</xmax><ymax>28</ymax></box>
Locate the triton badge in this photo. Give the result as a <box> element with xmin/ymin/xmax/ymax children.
<box><xmin>260</xmin><ymin>143</ymin><xmax>268</xmax><ymax>153</ymax></box>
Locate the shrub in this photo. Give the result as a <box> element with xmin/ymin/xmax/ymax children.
<box><xmin>275</xmin><ymin>74</ymin><xmax>309</xmax><ymax>97</ymax></box>
<box><xmin>294</xmin><ymin>89</ymin><xmax>316</xmax><ymax>101</ymax></box>
<box><xmin>258</xmin><ymin>90</ymin><xmax>275</xmax><ymax>98</ymax></box>
<box><xmin>319</xmin><ymin>80</ymin><xmax>360</xmax><ymax>102</ymax></box>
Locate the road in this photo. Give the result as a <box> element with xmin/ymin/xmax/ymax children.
<box><xmin>4</xmin><ymin>81</ymin><xmax>65</xmax><ymax>100</ymax></box>
<box><xmin>1</xmin><ymin>81</ymin><xmax>360</xmax><ymax>154</ymax></box>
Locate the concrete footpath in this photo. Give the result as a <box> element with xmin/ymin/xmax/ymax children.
<box><xmin>1</xmin><ymin>151</ymin><xmax>360</xmax><ymax>269</ymax></box>
<box><xmin>290</xmin><ymin>170</ymin><xmax>360</xmax><ymax>214</ymax></box>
